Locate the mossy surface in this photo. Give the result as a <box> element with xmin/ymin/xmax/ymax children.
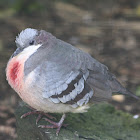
<box><xmin>15</xmin><ymin>103</ymin><xmax>140</xmax><ymax>140</ymax></box>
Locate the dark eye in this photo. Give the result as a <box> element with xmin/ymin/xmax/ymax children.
<box><xmin>29</xmin><ymin>40</ymin><xmax>34</xmax><ymax>45</ymax></box>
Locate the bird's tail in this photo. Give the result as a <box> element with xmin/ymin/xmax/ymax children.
<box><xmin>109</xmin><ymin>78</ymin><xmax>140</xmax><ymax>100</ymax></box>
<box><xmin>118</xmin><ymin>87</ymin><xmax>140</xmax><ymax>100</ymax></box>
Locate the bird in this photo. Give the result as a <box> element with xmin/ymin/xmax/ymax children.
<box><xmin>6</xmin><ymin>28</ymin><xmax>139</xmax><ymax>135</ymax></box>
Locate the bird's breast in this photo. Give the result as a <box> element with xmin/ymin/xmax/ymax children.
<box><xmin>9</xmin><ymin>61</ymin><xmax>21</xmax><ymax>84</ymax></box>
<box><xmin>6</xmin><ymin>44</ymin><xmax>42</xmax><ymax>93</ymax></box>
<box><xmin>6</xmin><ymin>56</ymin><xmax>24</xmax><ymax>93</ymax></box>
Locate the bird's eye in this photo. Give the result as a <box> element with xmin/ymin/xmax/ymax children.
<box><xmin>29</xmin><ymin>40</ymin><xmax>34</xmax><ymax>45</ymax></box>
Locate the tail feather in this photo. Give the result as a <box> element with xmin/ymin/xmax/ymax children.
<box><xmin>119</xmin><ymin>88</ymin><xmax>140</xmax><ymax>100</ymax></box>
<box><xmin>109</xmin><ymin>78</ymin><xmax>140</xmax><ymax>100</ymax></box>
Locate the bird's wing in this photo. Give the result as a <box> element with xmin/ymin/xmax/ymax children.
<box><xmin>40</xmin><ymin>40</ymin><xmax>96</xmax><ymax>108</ymax></box>
<box><xmin>24</xmin><ymin>39</ymin><xmax>112</xmax><ymax>107</ymax></box>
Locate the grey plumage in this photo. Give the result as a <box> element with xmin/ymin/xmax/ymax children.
<box><xmin>22</xmin><ymin>29</ymin><xmax>139</xmax><ymax>109</ymax></box>
<box><xmin>7</xmin><ymin>28</ymin><xmax>140</xmax><ymax>135</ymax></box>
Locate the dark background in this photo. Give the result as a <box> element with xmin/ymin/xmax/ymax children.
<box><xmin>0</xmin><ymin>0</ymin><xmax>140</xmax><ymax>139</ymax></box>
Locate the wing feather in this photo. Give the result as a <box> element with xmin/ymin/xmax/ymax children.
<box><xmin>25</xmin><ymin>38</ymin><xmax>112</xmax><ymax>107</ymax></box>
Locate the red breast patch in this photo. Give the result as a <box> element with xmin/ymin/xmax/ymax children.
<box><xmin>10</xmin><ymin>61</ymin><xmax>20</xmax><ymax>83</ymax></box>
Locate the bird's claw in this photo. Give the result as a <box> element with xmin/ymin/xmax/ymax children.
<box><xmin>38</xmin><ymin>114</ymin><xmax>66</xmax><ymax>135</ymax></box>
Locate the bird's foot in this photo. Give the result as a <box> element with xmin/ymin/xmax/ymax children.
<box><xmin>38</xmin><ymin>114</ymin><xmax>66</xmax><ymax>136</ymax></box>
<box><xmin>21</xmin><ymin>109</ymin><xmax>56</xmax><ymax>124</ymax></box>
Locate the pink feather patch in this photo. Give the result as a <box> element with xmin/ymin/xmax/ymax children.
<box><xmin>6</xmin><ymin>58</ymin><xmax>24</xmax><ymax>91</ymax></box>
<box><xmin>10</xmin><ymin>62</ymin><xmax>20</xmax><ymax>83</ymax></box>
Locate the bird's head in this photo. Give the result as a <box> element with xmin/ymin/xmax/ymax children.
<box><xmin>12</xmin><ymin>28</ymin><xmax>53</xmax><ymax>58</ymax></box>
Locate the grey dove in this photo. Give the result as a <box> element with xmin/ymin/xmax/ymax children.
<box><xmin>6</xmin><ymin>28</ymin><xmax>139</xmax><ymax>135</ymax></box>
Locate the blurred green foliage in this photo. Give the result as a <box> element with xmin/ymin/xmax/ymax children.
<box><xmin>0</xmin><ymin>0</ymin><xmax>54</xmax><ymax>15</ymax></box>
<box><xmin>136</xmin><ymin>5</ymin><xmax>140</xmax><ymax>16</ymax></box>
<box><xmin>136</xmin><ymin>86</ymin><xmax>140</xmax><ymax>96</ymax></box>
<box><xmin>13</xmin><ymin>0</ymin><xmax>45</xmax><ymax>15</ymax></box>
<box><xmin>0</xmin><ymin>0</ymin><xmax>140</xmax><ymax>16</ymax></box>
<box><xmin>0</xmin><ymin>0</ymin><xmax>13</xmax><ymax>9</ymax></box>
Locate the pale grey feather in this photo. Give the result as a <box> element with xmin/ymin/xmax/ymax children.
<box><xmin>16</xmin><ymin>28</ymin><xmax>37</xmax><ymax>47</ymax></box>
<box><xmin>24</xmin><ymin>35</ymin><xmax>110</xmax><ymax>106</ymax></box>
<box><xmin>24</xmin><ymin>30</ymin><xmax>139</xmax><ymax>109</ymax></box>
